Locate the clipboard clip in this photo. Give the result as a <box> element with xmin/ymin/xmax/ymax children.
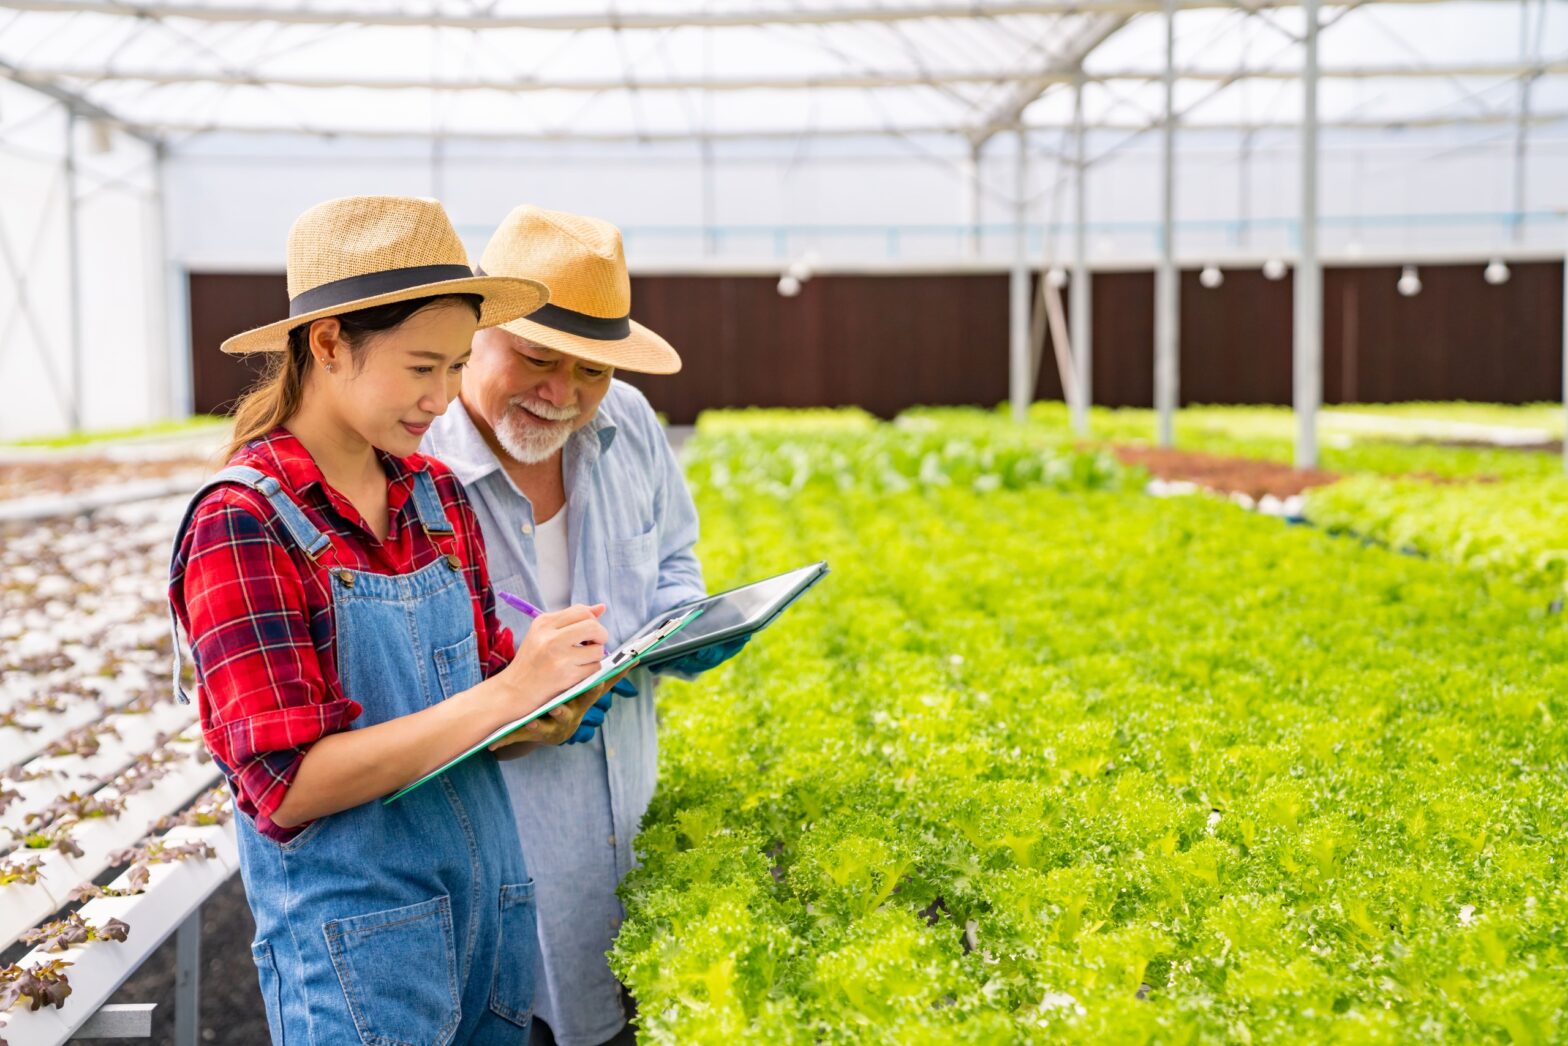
<box><xmin>612</xmin><ymin>615</ymin><xmax>684</xmax><ymax>666</ymax></box>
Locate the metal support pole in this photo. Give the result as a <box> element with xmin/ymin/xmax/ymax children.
<box><xmin>156</xmin><ymin>144</ymin><xmax>194</xmax><ymax>419</ymax></box>
<box><xmin>64</xmin><ymin>109</ymin><xmax>84</xmax><ymax>432</ymax></box>
<box><xmin>1512</xmin><ymin>0</ymin><xmax>1541</xmax><ymax>244</ymax></box>
<box><xmin>1009</xmin><ymin>129</ymin><xmax>1032</xmax><ymax>423</ymax></box>
<box><xmin>175</xmin><ymin>904</ymin><xmax>201</xmax><ymax>1046</ymax></box>
<box><xmin>147</xmin><ymin>139</ymin><xmax>173</xmax><ymax>420</ymax></box>
<box><xmin>1295</xmin><ymin>0</ymin><xmax>1323</xmax><ymax>468</ymax></box>
<box><xmin>431</xmin><ymin>134</ymin><xmax>446</xmax><ymax>200</ymax></box>
<box><xmin>700</xmin><ymin>137</ymin><xmax>718</xmax><ymax>258</ymax></box>
<box><xmin>1154</xmin><ymin>0</ymin><xmax>1179</xmax><ymax>447</ymax></box>
<box><xmin>962</xmin><ymin>141</ymin><xmax>983</xmax><ymax>259</ymax></box>
<box><xmin>1070</xmin><ymin>71</ymin><xmax>1092</xmax><ymax>435</ymax></box>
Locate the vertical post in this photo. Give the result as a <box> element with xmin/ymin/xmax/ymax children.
<box><xmin>1009</xmin><ymin>129</ymin><xmax>1031</xmax><ymax>423</ymax></box>
<box><xmin>1071</xmin><ymin>71</ymin><xmax>1092</xmax><ymax>435</ymax></box>
<box><xmin>1295</xmin><ymin>0</ymin><xmax>1323</xmax><ymax>468</ymax></box>
<box><xmin>147</xmin><ymin>139</ymin><xmax>174</xmax><ymax>420</ymax></box>
<box><xmin>962</xmin><ymin>140</ymin><xmax>983</xmax><ymax>259</ymax></box>
<box><xmin>701</xmin><ymin>137</ymin><xmax>717</xmax><ymax>258</ymax></box>
<box><xmin>175</xmin><ymin>904</ymin><xmax>202</xmax><ymax>1046</ymax></box>
<box><xmin>157</xmin><ymin>143</ymin><xmax>194</xmax><ymax>418</ymax></box>
<box><xmin>64</xmin><ymin>109</ymin><xmax>84</xmax><ymax>432</ymax></box>
<box><xmin>1512</xmin><ymin>0</ymin><xmax>1539</xmax><ymax>243</ymax></box>
<box><xmin>430</xmin><ymin>134</ymin><xmax>446</xmax><ymax>200</ymax></box>
<box><xmin>1154</xmin><ymin>0</ymin><xmax>1179</xmax><ymax>447</ymax></box>
<box><xmin>1562</xmin><ymin>246</ymin><xmax>1568</xmax><ymax>475</ymax></box>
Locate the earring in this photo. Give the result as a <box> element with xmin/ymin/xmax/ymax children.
<box><xmin>321</xmin><ymin>359</ymin><xmax>336</xmax><ymax>373</ymax></box>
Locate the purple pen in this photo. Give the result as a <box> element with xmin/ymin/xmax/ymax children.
<box><xmin>496</xmin><ymin>589</ymin><xmax>543</xmax><ymax>618</ymax></box>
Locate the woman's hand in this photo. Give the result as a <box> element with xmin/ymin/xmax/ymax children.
<box><xmin>494</xmin><ymin>604</ymin><xmax>609</xmax><ymax>719</ymax></box>
<box><xmin>490</xmin><ymin>668</ymin><xmax>631</xmax><ymax>757</ymax></box>
<box><xmin>270</xmin><ymin>608</ymin><xmax>610</xmax><ymax>828</ymax></box>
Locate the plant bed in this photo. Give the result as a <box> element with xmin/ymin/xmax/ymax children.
<box><xmin>1109</xmin><ymin>444</ymin><xmax>1340</xmax><ymax>500</ymax></box>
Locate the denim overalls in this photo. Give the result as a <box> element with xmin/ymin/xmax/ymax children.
<box><xmin>170</xmin><ymin>464</ymin><xmax>536</xmax><ymax>1046</ymax></box>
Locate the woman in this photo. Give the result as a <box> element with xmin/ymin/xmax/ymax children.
<box><xmin>168</xmin><ymin>196</ymin><xmax>603</xmax><ymax>1045</ymax></box>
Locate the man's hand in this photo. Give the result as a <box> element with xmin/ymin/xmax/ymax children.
<box><xmin>489</xmin><ymin>670</ymin><xmax>630</xmax><ymax>758</ymax></box>
<box><xmin>652</xmin><ymin>635</ymin><xmax>750</xmax><ymax>678</ymax></box>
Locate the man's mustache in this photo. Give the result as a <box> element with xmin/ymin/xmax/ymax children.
<box><xmin>507</xmin><ymin>398</ymin><xmax>580</xmax><ymax>423</ymax></box>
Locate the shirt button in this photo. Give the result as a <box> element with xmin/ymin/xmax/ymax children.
<box><xmin>608</xmin><ymin>834</ymin><xmax>617</xmax><ymax>847</ymax></box>
<box><xmin>520</xmin><ymin>522</ymin><xmax>533</xmax><ymax>536</ymax></box>
<box><xmin>606</xmin><ymin>747</ymin><xmax>617</xmax><ymax>758</ymax></box>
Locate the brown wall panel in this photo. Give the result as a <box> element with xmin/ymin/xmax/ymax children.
<box><xmin>1180</xmin><ymin>268</ymin><xmax>1295</xmax><ymax>405</ymax></box>
<box><xmin>1322</xmin><ymin>262</ymin><xmax>1563</xmax><ymax>405</ymax></box>
<box><xmin>189</xmin><ymin>273</ymin><xmax>287</xmax><ymax>415</ymax></box>
<box><xmin>1090</xmin><ymin>271</ymin><xmax>1155</xmax><ymax>408</ymax></box>
<box><xmin>189</xmin><ymin>262</ymin><xmax>1567</xmax><ymax>424</ymax></box>
<box><xmin>624</xmin><ymin>273</ymin><xmax>1022</xmax><ymax>422</ymax></box>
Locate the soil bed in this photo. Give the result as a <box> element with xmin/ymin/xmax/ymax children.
<box><xmin>1109</xmin><ymin>445</ymin><xmax>1340</xmax><ymax>499</ymax></box>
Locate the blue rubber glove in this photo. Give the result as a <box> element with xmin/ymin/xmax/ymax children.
<box><xmin>564</xmin><ymin>689</ymin><xmax>614</xmax><ymax>745</ymax></box>
<box><xmin>653</xmin><ymin>635</ymin><xmax>750</xmax><ymax>677</ymax></box>
<box><xmin>611</xmin><ymin>677</ymin><xmax>639</xmax><ymax>698</ymax></box>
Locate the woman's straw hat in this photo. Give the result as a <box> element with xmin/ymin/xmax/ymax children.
<box><xmin>477</xmin><ymin>206</ymin><xmax>681</xmax><ymax>375</ymax></box>
<box><xmin>220</xmin><ymin>195</ymin><xmax>549</xmax><ymax>355</ymax></box>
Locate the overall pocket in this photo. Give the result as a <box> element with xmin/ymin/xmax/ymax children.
<box><xmin>433</xmin><ymin>633</ymin><xmax>482</xmax><ymax>701</ymax></box>
<box><xmin>488</xmin><ymin>880</ymin><xmax>539</xmax><ymax>1027</ymax></box>
<box><xmin>250</xmin><ymin>940</ymin><xmax>286</xmax><ymax>1046</ymax></box>
<box><xmin>325</xmin><ymin>896</ymin><xmax>461</xmax><ymax>1046</ymax></box>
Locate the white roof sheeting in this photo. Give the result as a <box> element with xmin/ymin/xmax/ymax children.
<box><xmin>0</xmin><ymin>0</ymin><xmax>1558</xmax><ymax>146</ymax></box>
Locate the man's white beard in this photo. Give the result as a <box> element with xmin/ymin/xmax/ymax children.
<box><xmin>495</xmin><ymin>398</ymin><xmax>581</xmax><ymax>464</ymax></box>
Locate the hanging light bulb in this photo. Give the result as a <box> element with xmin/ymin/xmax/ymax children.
<box><xmin>1199</xmin><ymin>264</ymin><xmax>1224</xmax><ymax>289</ymax></box>
<box><xmin>777</xmin><ymin>275</ymin><xmax>802</xmax><ymax>298</ymax></box>
<box><xmin>1262</xmin><ymin>258</ymin><xmax>1288</xmax><ymax>281</ymax></box>
<box><xmin>1397</xmin><ymin>265</ymin><xmax>1423</xmax><ymax>297</ymax></box>
<box><xmin>1484</xmin><ymin>258</ymin><xmax>1511</xmax><ymax>285</ymax></box>
<box><xmin>1047</xmin><ymin>267</ymin><xmax>1069</xmax><ymax>289</ymax></box>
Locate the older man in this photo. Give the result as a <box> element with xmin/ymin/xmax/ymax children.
<box><xmin>423</xmin><ymin>205</ymin><xmax>741</xmax><ymax>1046</ymax></box>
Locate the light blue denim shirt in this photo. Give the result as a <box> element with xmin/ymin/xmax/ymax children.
<box><xmin>422</xmin><ymin>380</ymin><xmax>705</xmax><ymax>1046</ymax></box>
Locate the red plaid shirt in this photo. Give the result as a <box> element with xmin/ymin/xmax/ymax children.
<box><xmin>169</xmin><ymin>428</ymin><xmax>515</xmax><ymax>841</ymax></box>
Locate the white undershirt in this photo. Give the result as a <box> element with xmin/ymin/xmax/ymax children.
<box><xmin>533</xmin><ymin>509</ymin><xmax>572</xmax><ymax>611</ymax></box>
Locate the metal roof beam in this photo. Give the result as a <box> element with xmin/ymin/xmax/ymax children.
<box><xmin>0</xmin><ymin>58</ymin><xmax>159</xmax><ymax>146</ymax></box>
<box><xmin>971</xmin><ymin>14</ymin><xmax>1129</xmax><ymax>145</ymax></box>
<box><xmin>0</xmin><ymin>0</ymin><xmax>1519</xmax><ymax>30</ymax></box>
<box><xmin>12</xmin><ymin>61</ymin><xmax>1568</xmax><ymax>95</ymax></box>
<box><xmin>140</xmin><ymin>107</ymin><xmax>1568</xmax><ymax>144</ymax></box>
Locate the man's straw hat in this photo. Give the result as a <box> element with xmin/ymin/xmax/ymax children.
<box><xmin>221</xmin><ymin>196</ymin><xmax>549</xmax><ymax>355</ymax></box>
<box><xmin>478</xmin><ymin>206</ymin><xmax>681</xmax><ymax>375</ymax></box>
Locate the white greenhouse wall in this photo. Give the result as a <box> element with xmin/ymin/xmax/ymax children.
<box><xmin>0</xmin><ymin>80</ymin><xmax>168</xmax><ymax>441</ymax></box>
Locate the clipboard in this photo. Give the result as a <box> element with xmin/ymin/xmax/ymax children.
<box><xmin>638</xmin><ymin>561</ymin><xmax>829</xmax><ymax>670</ymax></box>
<box><xmin>386</xmin><ymin>604</ymin><xmax>705</xmax><ymax>802</ymax></box>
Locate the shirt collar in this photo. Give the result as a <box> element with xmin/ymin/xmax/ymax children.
<box><xmin>239</xmin><ymin>427</ymin><xmax>428</xmax><ymax>535</ymax></box>
<box><xmin>436</xmin><ymin>396</ymin><xmax>619</xmax><ymax>488</ymax></box>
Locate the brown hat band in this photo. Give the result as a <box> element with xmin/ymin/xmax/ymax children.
<box><xmin>289</xmin><ymin>263</ymin><xmax>478</xmax><ymax>317</ymax></box>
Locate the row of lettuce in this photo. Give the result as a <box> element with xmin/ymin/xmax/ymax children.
<box><xmin>694</xmin><ymin>404</ymin><xmax>1568</xmax><ymax>595</ymax></box>
<box><xmin>609</xmin><ymin>412</ymin><xmax>1567</xmax><ymax>1042</ymax></box>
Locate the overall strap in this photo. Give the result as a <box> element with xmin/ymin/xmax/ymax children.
<box><xmin>167</xmin><ymin>464</ymin><xmax>333</xmax><ymax>703</ymax></box>
<box><xmin>409</xmin><ymin>468</ymin><xmax>455</xmax><ymax>536</ymax></box>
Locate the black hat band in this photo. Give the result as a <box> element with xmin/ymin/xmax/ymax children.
<box><xmin>289</xmin><ymin>264</ymin><xmax>479</xmax><ymax>317</ymax></box>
